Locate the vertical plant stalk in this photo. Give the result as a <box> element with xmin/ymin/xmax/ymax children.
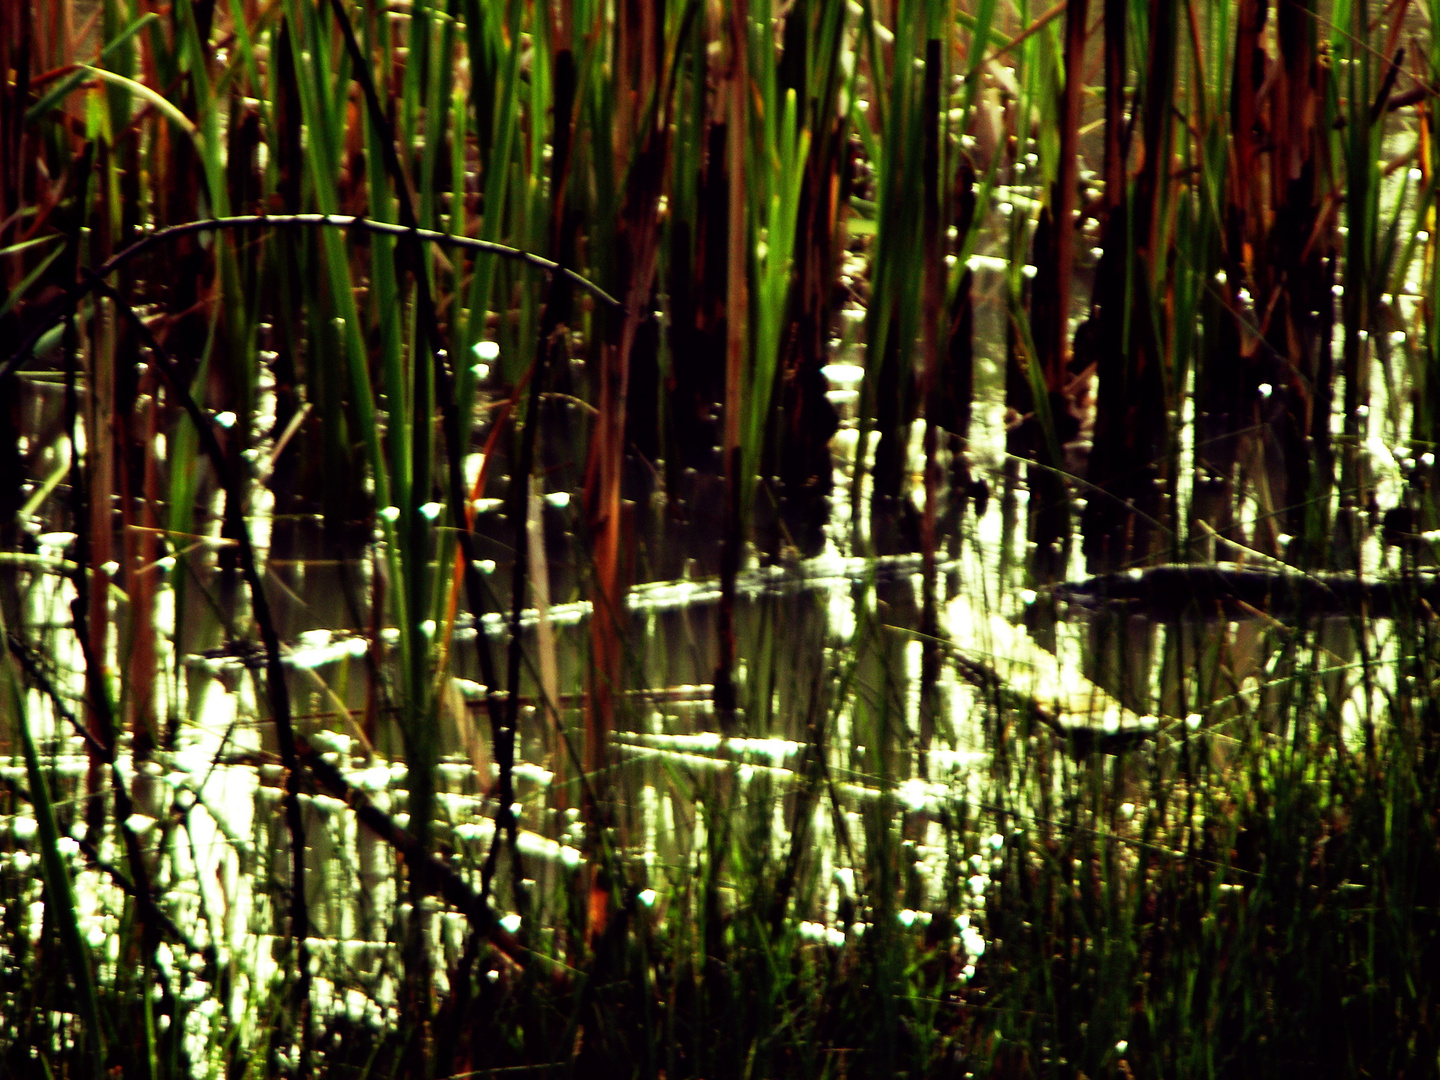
<box><xmin>584</xmin><ymin>33</ymin><xmax>668</xmax><ymax>941</ymax></box>
<box><xmin>1078</xmin><ymin>0</ymin><xmax>1128</xmax><ymax>574</ymax></box>
<box><xmin>526</xmin><ymin>491</ymin><xmax>561</xmax><ymax>759</ymax></box>
<box><xmin>943</xmin><ymin>160</ymin><xmax>979</xmax><ymax>554</ymax></box>
<box><xmin>1083</xmin><ymin>0</ymin><xmax>1174</xmax><ymax>572</ymax></box>
<box><xmin>119</xmin><ymin>364</ymin><xmax>161</xmax><ymax>772</ymax></box>
<box><xmin>83</xmin><ymin>297</ymin><xmax>114</xmax><ymax>837</ymax></box>
<box><xmin>1190</xmin><ymin>0</ymin><xmax>1263</xmax><ymax>561</ymax></box>
<box><xmin>394</xmin><ymin>0</ymin><xmax>441</xmax><ymax>1043</ymax></box>
<box><xmin>1030</xmin><ymin>0</ymin><xmax>1087</xmax><ymax>392</ymax></box>
<box><xmin>1052</xmin><ymin>0</ymin><xmax>1086</xmax><ymax>384</ymax></box>
<box><xmin>770</xmin><ymin>0</ymin><xmax>845</xmax><ymax>559</ymax></box>
<box><xmin>1335</xmin><ymin>12</ymin><xmax>1394</xmax><ymax>572</ymax></box>
<box><xmin>715</xmin><ymin>0</ymin><xmax>749</xmax><ymax>736</ymax></box>
<box><xmin>1100</xmin><ymin>0</ymin><xmax>1125</xmax><ymax>222</ymax></box>
<box><xmin>1271</xmin><ymin>0</ymin><xmax>1335</xmax><ymax>567</ymax></box>
<box><xmin>1029</xmin><ymin>0</ymin><xmax>1087</xmax><ymax>586</ymax></box>
<box><xmin>919</xmin><ymin>35</ymin><xmax>943</xmax><ymax>776</ymax></box>
<box><xmin>858</xmin><ymin>0</ymin><xmax>926</xmax><ymax>558</ymax></box>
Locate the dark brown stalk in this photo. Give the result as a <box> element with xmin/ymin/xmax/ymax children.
<box><xmin>1069</xmin><ymin>0</ymin><xmax>1127</xmax><ymax>572</ymax></box>
<box><xmin>1270</xmin><ymin>0</ymin><xmax>1334</xmax><ymax>567</ymax></box>
<box><xmin>773</xmin><ymin>0</ymin><xmax>842</xmax><ymax>559</ymax></box>
<box><xmin>714</xmin><ymin>0</ymin><xmax>748</xmax><ymax>738</ymax></box>
<box><xmin>1046</xmin><ymin>0</ymin><xmax>1087</xmax><ymax>392</ymax></box>
<box><xmin>1026</xmin><ymin>0</ymin><xmax>1088</xmax><ymax>587</ymax></box>
<box><xmin>1081</xmin><ymin>0</ymin><xmax>1172</xmax><ymax>573</ymax></box>
<box><xmin>919</xmin><ymin>36</ymin><xmax>942</xmax><ymax>776</ymax></box>
<box><xmin>118</xmin><ymin>356</ymin><xmax>160</xmax><ymax>762</ymax></box>
<box><xmin>1189</xmin><ymin>1</ymin><xmax>1267</xmax><ymax>564</ymax></box>
<box><xmin>664</xmin><ymin>119</ymin><xmax>729</xmax><ymax>538</ymax></box>
<box><xmin>941</xmin><ymin>160</ymin><xmax>979</xmax><ymax>564</ymax></box>
<box><xmin>1124</xmin><ymin>0</ymin><xmax>1176</xmax><ymax>563</ymax></box>
<box><xmin>83</xmin><ymin>309</ymin><xmax>113</xmax><ymax>842</ymax></box>
<box><xmin>1101</xmin><ymin>0</ymin><xmax>1125</xmax><ymax>216</ymax></box>
<box><xmin>585</xmin><ymin>246</ymin><xmax>636</xmax><ymax>935</ymax></box>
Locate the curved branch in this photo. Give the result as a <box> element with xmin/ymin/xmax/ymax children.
<box><xmin>0</xmin><ymin>213</ymin><xmax>621</xmax><ymax>380</ymax></box>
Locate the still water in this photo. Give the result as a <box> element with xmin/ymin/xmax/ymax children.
<box><xmin>1</xmin><ymin>253</ymin><xmax>1410</xmax><ymax>1067</ymax></box>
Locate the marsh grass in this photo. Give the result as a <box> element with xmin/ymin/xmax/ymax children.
<box><xmin>3</xmin><ymin>0</ymin><xmax>1440</xmax><ymax>1076</ymax></box>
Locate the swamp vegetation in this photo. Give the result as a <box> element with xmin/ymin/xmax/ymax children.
<box><xmin>3</xmin><ymin>0</ymin><xmax>1440</xmax><ymax>1076</ymax></box>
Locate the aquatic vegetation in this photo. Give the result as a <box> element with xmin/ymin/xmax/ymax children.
<box><xmin>2</xmin><ymin>0</ymin><xmax>1439</xmax><ymax>1076</ymax></box>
